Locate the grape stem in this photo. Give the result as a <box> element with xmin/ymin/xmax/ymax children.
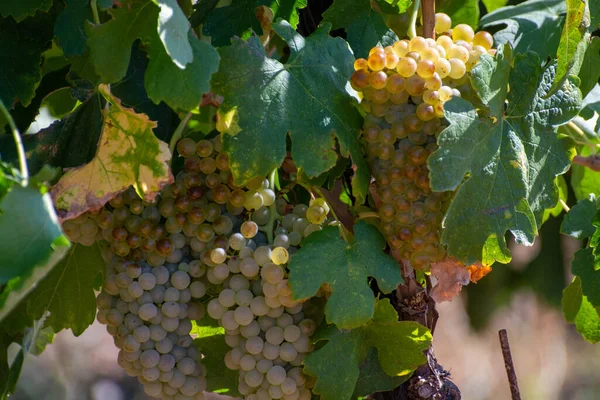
<box><xmin>90</xmin><ymin>0</ymin><xmax>101</xmax><ymax>24</ymax></box>
<box><xmin>262</xmin><ymin>168</ymin><xmax>280</xmax><ymax>244</ymax></box>
<box><xmin>0</xmin><ymin>99</ymin><xmax>28</xmax><ymax>184</ymax></box>
<box><xmin>558</xmin><ymin>199</ymin><xmax>570</xmax><ymax>213</ymax></box>
<box><xmin>407</xmin><ymin>0</ymin><xmax>421</xmax><ymax>38</ymax></box>
<box><xmin>421</xmin><ymin>0</ymin><xmax>435</xmax><ymax>39</ymax></box>
<box><xmin>168</xmin><ymin>111</ymin><xmax>194</xmax><ymax>164</ymax></box>
<box><xmin>356</xmin><ymin>211</ymin><xmax>380</xmax><ymax>220</ymax></box>
<box><xmin>312</xmin><ymin>186</ymin><xmax>351</xmax><ymax>243</ymax></box>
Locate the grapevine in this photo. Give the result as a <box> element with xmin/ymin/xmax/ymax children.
<box><xmin>0</xmin><ymin>0</ymin><xmax>599</xmax><ymax>399</ymax></box>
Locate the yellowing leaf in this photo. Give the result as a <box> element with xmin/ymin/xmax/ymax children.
<box><xmin>429</xmin><ymin>259</ymin><xmax>470</xmax><ymax>303</ymax></box>
<box><xmin>51</xmin><ymin>84</ymin><xmax>172</xmax><ymax>220</ymax></box>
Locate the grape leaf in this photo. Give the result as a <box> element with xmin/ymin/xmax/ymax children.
<box><xmin>429</xmin><ymin>46</ymin><xmax>581</xmax><ymax>265</ymax></box>
<box><xmin>0</xmin><ymin>10</ymin><xmax>55</xmax><ymax>108</ymax></box>
<box><xmin>353</xmin><ymin>348</ymin><xmax>409</xmax><ymax>397</ymax></box>
<box><xmin>560</xmin><ymin>197</ymin><xmax>597</xmax><ymax>239</ymax></box>
<box><xmin>202</xmin><ymin>0</ymin><xmax>307</xmax><ymax>47</ymax></box>
<box><xmin>482</xmin><ymin>0</ymin><xmax>508</xmax><ymax>13</ymax></box>
<box><xmin>542</xmin><ymin>175</ymin><xmax>568</xmax><ymax>223</ymax></box>
<box><xmin>86</xmin><ymin>2</ymin><xmax>157</xmax><ymax>83</ymax></box>
<box><xmin>189</xmin><ymin>0</ymin><xmax>219</xmax><ymax>27</ymax></box>
<box><xmin>212</xmin><ymin>21</ymin><xmax>370</xmax><ymax>203</ymax></box>
<box><xmin>550</xmin><ymin>0</ymin><xmax>590</xmax><ymax>94</ymax></box>
<box><xmin>571</xmin><ymin>146</ymin><xmax>600</xmax><ymax>201</ymax></box>
<box><xmin>572</xmin><ymin>244</ymin><xmax>600</xmax><ymax>304</ymax></box>
<box><xmin>144</xmin><ymin>31</ymin><xmax>220</xmax><ymax>111</ymax></box>
<box><xmin>437</xmin><ymin>0</ymin><xmax>479</xmax><ymax>27</ymax></box>
<box><xmin>578</xmin><ymin>37</ymin><xmax>600</xmax><ymax>99</ymax></box>
<box><xmin>289</xmin><ymin>221</ymin><xmax>401</xmax><ymax>329</ymax></box>
<box><xmin>322</xmin><ymin>0</ymin><xmax>410</xmax><ymax>59</ymax></box>
<box><xmin>429</xmin><ymin>259</ymin><xmax>470</xmax><ymax>303</ymax></box>
<box><xmin>592</xmin><ymin>0</ymin><xmax>600</xmax><ymax>30</ymax></box>
<box><xmin>25</xmin><ymin>243</ymin><xmax>104</xmax><ymax>336</ymax></box>
<box><xmin>304</xmin><ymin>299</ymin><xmax>431</xmax><ymax>400</ymax></box>
<box><xmin>54</xmin><ymin>0</ymin><xmax>92</xmax><ymax>58</ymax></box>
<box><xmin>50</xmin><ymin>85</ymin><xmax>172</xmax><ymax>220</ymax></box>
<box><xmin>562</xmin><ymin>277</ymin><xmax>600</xmax><ymax>343</ymax></box>
<box><xmin>0</xmin><ymin>181</ymin><xmax>69</xmax><ymax>285</ymax></box>
<box><xmin>0</xmin><ymin>94</ymin><xmax>103</xmax><ymax>177</ymax></box>
<box><xmin>479</xmin><ymin>0</ymin><xmax>566</xmax><ymax>62</ymax></box>
<box><xmin>152</xmin><ymin>0</ymin><xmax>193</xmax><ymax>69</ymax></box>
<box><xmin>191</xmin><ymin>316</ymin><xmax>239</xmax><ymax>396</ymax></box>
<box><xmin>0</xmin><ymin>0</ymin><xmax>52</xmax><ymax>21</ymax></box>
<box><xmin>40</xmin><ymin>88</ymin><xmax>79</xmax><ymax>119</ymax></box>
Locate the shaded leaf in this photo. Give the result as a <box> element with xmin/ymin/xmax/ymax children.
<box><xmin>26</xmin><ymin>244</ymin><xmax>104</xmax><ymax>335</ymax></box>
<box><xmin>480</xmin><ymin>0</ymin><xmax>566</xmax><ymax>62</ymax></box>
<box><xmin>429</xmin><ymin>46</ymin><xmax>581</xmax><ymax>265</ymax></box>
<box><xmin>54</xmin><ymin>0</ymin><xmax>92</xmax><ymax>58</ymax></box>
<box><xmin>542</xmin><ymin>175</ymin><xmax>568</xmax><ymax>223</ymax></box>
<box><xmin>0</xmin><ymin>0</ymin><xmax>52</xmax><ymax>21</ymax></box>
<box><xmin>304</xmin><ymin>299</ymin><xmax>431</xmax><ymax>400</ymax></box>
<box><xmin>202</xmin><ymin>0</ymin><xmax>307</xmax><ymax>47</ymax></box>
<box><xmin>578</xmin><ymin>37</ymin><xmax>600</xmax><ymax>99</ymax></box>
<box><xmin>0</xmin><ymin>10</ymin><xmax>55</xmax><ymax>108</ymax></box>
<box><xmin>152</xmin><ymin>0</ymin><xmax>193</xmax><ymax>68</ymax></box>
<box><xmin>41</xmin><ymin>87</ymin><xmax>79</xmax><ymax>118</ymax></box>
<box><xmin>353</xmin><ymin>348</ymin><xmax>409</xmax><ymax>397</ymax></box>
<box><xmin>289</xmin><ymin>221</ymin><xmax>401</xmax><ymax>329</ymax></box>
<box><xmin>86</xmin><ymin>2</ymin><xmax>157</xmax><ymax>83</ymax></box>
<box><xmin>322</xmin><ymin>0</ymin><xmax>409</xmax><ymax>59</ymax></box>
<box><xmin>189</xmin><ymin>0</ymin><xmax>219</xmax><ymax>27</ymax></box>
<box><xmin>561</xmin><ymin>197</ymin><xmax>597</xmax><ymax>239</ymax></box>
<box><xmin>211</xmin><ymin>21</ymin><xmax>369</xmax><ymax>203</ymax></box>
<box><xmin>571</xmin><ymin>247</ymin><xmax>600</xmax><ymax>307</ymax></box>
<box><xmin>50</xmin><ymin>85</ymin><xmax>172</xmax><ymax>220</ymax></box>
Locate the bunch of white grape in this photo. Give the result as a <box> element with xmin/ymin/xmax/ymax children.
<box><xmin>350</xmin><ymin>13</ymin><xmax>494</xmax><ymax>270</ymax></box>
<box><xmin>205</xmin><ymin>208</ymin><xmax>325</xmax><ymax>399</ymax></box>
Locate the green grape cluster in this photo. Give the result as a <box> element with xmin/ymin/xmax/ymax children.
<box><xmin>63</xmin><ymin>134</ymin><xmax>338</xmax><ymax>399</ymax></box>
<box><xmin>350</xmin><ymin>13</ymin><xmax>494</xmax><ymax>270</ymax></box>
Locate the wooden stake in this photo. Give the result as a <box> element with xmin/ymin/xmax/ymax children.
<box><xmin>499</xmin><ymin>329</ymin><xmax>521</xmax><ymax>400</ymax></box>
<box><xmin>422</xmin><ymin>0</ymin><xmax>435</xmax><ymax>39</ymax></box>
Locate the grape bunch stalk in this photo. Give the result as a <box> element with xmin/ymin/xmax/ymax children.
<box><xmin>62</xmin><ymin>134</ymin><xmax>336</xmax><ymax>399</ymax></box>
<box><xmin>351</xmin><ymin>13</ymin><xmax>495</xmax><ymax>270</ymax></box>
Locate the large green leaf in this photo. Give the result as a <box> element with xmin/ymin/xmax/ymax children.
<box><xmin>562</xmin><ymin>277</ymin><xmax>600</xmax><ymax>343</ymax></box>
<box><xmin>560</xmin><ymin>197</ymin><xmax>597</xmax><ymax>239</ymax></box>
<box><xmin>429</xmin><ymin>46</ymin><xmax>581</xmax><ymax>265</ymax></box>
<box><xmin>145</xmin><ymin>32</ymin><xmax>219</xmax><ymax>111</ymax></box>
<box><xmin>86</xmin><ymin>2</ymin><xmax>157</xmax><ymax>83</ymax></box>
<box><xmin>437</xmin><ymin>0</ymin><xmax>479</xmax><ymax>27</ymax></box>
<box><xmin>353</xmin><ymin>348</ymin><xmax>409</xmax><ymax>397</ymax></box>
<box><xmin>152</xmin><ymin>0</ymin><xmax>193</xmax><ymax>68</ymax></box>
<box><xmin>0</xmin><ymin>0</ymin><xmax>52</xmax><ymax>21</ymax></box>
<box><xmin>0</xmin><ymin>10</ymin><xmax>55</xmax><ymax>108</ymax></box>
<box><xmin>550</xmin><ymin>0</ymin><xmax>590</xmax><ymax>93</ymax></box>
<box><xmin>482</xmin><ymin>0</ymin><xmax>508</xmax><ymax>13</ymax></box>
<box><xmin>211</xmin><ymin>21</ymin><xmax>369</xmax><ymax>203</ymax></box>
<box><xmin>192</xmin><ymin>316</ymin><xmax>239</xmax><ymax>396</ymax></box>
<box><xmin>54</xmin><ymin>0</ymin><xmax>92</xmax><ymax>58</ymax></box>
<box><xmin>571</xmin><ymin>247</ymin><xmax>600</xmax><ymax>308</ymax></box>
<box><xmin>26</xmin><ymin>243</ymin><xmax>104</xmax><ymax>336</ymax></box>
<box><xmin>304</xmin><ymin>299</ymin><xmax>431</xmax><ymax>400</ymax></box>
<box><xmin>202</xmin><ymin>0</ymin><xmax>307</xmax><ymax>47</ymax></box>
<box><xmin>322</xmin><ymin>0</ymin><xmax>409</xmax><ymax>59</ymax></box>
<box><xmin>289</xmin><ymin>221</ymin><xmax>401</xmax><ymax>329</ymax></box>
<box><xmin>480</xmin><ymin>0</ymin><xmax>566</xmax><ymax>62</ymax></box>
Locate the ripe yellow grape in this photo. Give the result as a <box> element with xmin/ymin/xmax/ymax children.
<box><xmin>416</xmin><ymin>103</ymin><xmax>435</xmax><ymax>121</ymax></box>
<box><xmin>390</xmin><ymin>90</ymin><xmax>410</xmax><ymax>104</ymax></box>
<box><xmin>385</xmin><ymin>52</ymin><xmax>400</xmax><ymax>69</ymax></box>
<box><xmin>448</xmin><ymin>58</ymin><xmax>466</xmax><ymax>79</ymax></box>
<box><xmin>434</xmin><ymin>13</ymin><xmax>452</xmax><ymax>33</ymax></box>
<box><xmin>447</xmin><ymin>45</ymin><xmax>470</xmax><ymax>63</ymax></box>
<box><xmin>396</xmin><ymin>57</ymin><xmax>417</xmax><ymax>77</ymax></box>
<box><xmin>406</xmin><ymin>75</ymin><xmax>426</xmax><ymax>96</ymax></box>
<box><xmin>368</xmin><ymin>71</ymin><xmax>387</xmax><ymax>89</ymax></box>
<box><xmin>369</xmin><ymin>46</ymin><xmax>385</xmax><ymax>56</ymax></box>
<box><xmin>420</xmin><ymin>47</ymin><xmax>440</xmax><ymax>62</ymax></box>
<box><xmin>416</xmin><ymin>60</ymin><xmax>435</xmax><ymax>78</ymax></box>
<box><xmin>426</xmin><ymin>73</ymin><xmax>442</xmax><ymax>90</ymax></box>
<box><xmin>385</xmin><ymin>74</ymin><xmax>407</xmax><ymax>94</ymax></box>
<box><xmin>351</xmin><ymin>70</ymin><xmax>370</xmax><ymax>89</ymax></box>
<box><xmin>438</xmin><ymin>86</ymin><xmax>453</xmax><ymax>101</ymax></box>
<box><xmin>354</xmin><ymin>58</ymin><xmax>369</xmax><ymax>71</ymax></box>
<box><xmin>452</xmin><ymin>24</ymin><xmax>475</xmax><ymax>43</ymax></box>
<box><xmin>434</xmin><ymin>58</ymin><xmax>451</xmax><ymax>78</ymax></box>
<box><xmin>392</xmin><ymin>40</ymin><xmax>409</xmax><ymax>57</ymax></box>
<box><xmin>368</xmin><ymin>52</ymin><xmax>386</xmax><ymax>71</ymax></box>
<box><xmin>436</xmin><ymin>35</ymin><xmax>454</xmax><ymax>51</ymax></box>
<box><xmin>473</xmin><ymin>31</ymin><xmax>494</xmax><ymax>50</ymax></box>
<box><xmin>409</xmin><ymin>36</ymin><xmax>428</xmax><ymax>53</ymax></box>
<box><xmin>423</xmin><ymin>90</ymin><xmax>440</xmax><ymax>105</ymax></box>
